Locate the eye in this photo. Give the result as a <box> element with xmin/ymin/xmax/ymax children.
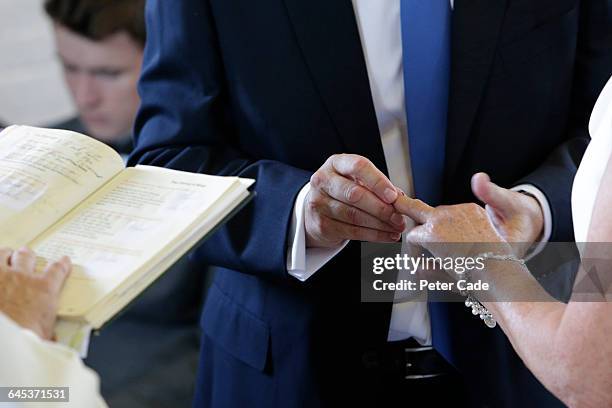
<box><xmin>93</xmin><ymin>69</ymin><xmax>123</xmax><ymax>79</ymax></box>
<box><xmin>63</xmin><ymin>63</ymin><xmax>79</xmax><ymax>74</ymax></box>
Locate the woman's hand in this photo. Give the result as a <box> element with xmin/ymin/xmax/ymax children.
<box><xmin>394</xmin><ymin>195</ymin><xmax>511</xmax><ymax>260</ymax></box>
<box><xmin>0</xmin><ymin>247</ymin><xmax>72</xmax><ymax>340</ymax></box>
<box><xmin>471</xmin><ymin>173</ymin><xmax>544</xmax><ymax>257</ymax></box>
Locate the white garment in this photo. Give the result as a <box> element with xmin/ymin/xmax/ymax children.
<box><xmin>0</xmin><ymin>313</ymin><xmax>105</xmax><ymax>408</ymax></box>
<box><xmin>287</xmin><ymin>0</ymin><xmax>552</xmax><ymax>344</ymax></box>
<box><xmin>573</xmin><ymin>76</ymin><xmax>612</xmax><ymax>242</ymax></box>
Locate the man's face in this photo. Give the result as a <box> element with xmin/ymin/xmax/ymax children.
<box><xmin>54</xmin><ymin>24</ymin><xmax>143</xmax><ymax>143</ymax></box>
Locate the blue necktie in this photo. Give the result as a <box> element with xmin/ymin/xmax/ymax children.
<box><xmin>401</xmin><ymin>0</ymin><xmax>451</xmax><ymax>206</ymax></box>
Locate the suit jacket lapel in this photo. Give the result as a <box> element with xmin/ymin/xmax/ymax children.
<box><xmin>282</xmin><ymin>0</ymin><xmax>388</xmax><ymax>174</ymax></box>
<box><xmin>445</xmin><ymin>0</ymin><xmax>508</xmax><ymax>182</ymax></box>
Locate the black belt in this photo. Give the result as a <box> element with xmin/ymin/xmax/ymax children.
<box><xmin>362</xmin><ymin>338</ymin><xmax>456</xmax><ymax>380</ymax></box>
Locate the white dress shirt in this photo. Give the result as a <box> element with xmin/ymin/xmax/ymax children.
<box><xmin>287</xmin><ymin>0</ymin><xmax>552</xmax><ymax>344</ymax></box>
<box><xmin>0</xmin><ymin>313</ymin><xmax>106</xmax><ymax>408</ymax></box>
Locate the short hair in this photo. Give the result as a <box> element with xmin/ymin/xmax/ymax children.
<box><xmin>44</xmin><ymin>0</ymin><xmax>146</xmax><ymax>47</ymax></box>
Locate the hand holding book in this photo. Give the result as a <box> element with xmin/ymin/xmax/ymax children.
<box><xmin>0</xmin><ymin>126</ymin><xmax>254</xmax><ymax>346</ymax></box>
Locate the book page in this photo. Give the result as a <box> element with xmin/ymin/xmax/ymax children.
<box><xmin>82</xmin><ymin>178</ymin><xmax>252</xmax><ymax>329</ymax></box>
<box><xmin>30</xmin><ymin>166</ymin><xmax>242</xmax><ymax>317</ymax></box>
<box><xmin>0</xmin><ymin>126</ymin><xmax>124</xmax><ymax>248</ymax></box>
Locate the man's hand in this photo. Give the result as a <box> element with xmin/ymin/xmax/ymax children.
<box><xmin>305</xmin><ymin>154</ymin><xmax>406</xmax><ymax>248</ymax></box>
<box><xmin>471</xmin><ymin>173</ymin><xmax>544</xmax><ymax>254</ymax></box>
<box><xmin>0</xmin><ymin>247</ymin><xmax>72</xmax><ymax>340</ymax></box>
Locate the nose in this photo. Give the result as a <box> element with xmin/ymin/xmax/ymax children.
<box><xmin>72</xmin><ymin>73</ymin><xmax>101</xmax><ymax>110</ymax></box>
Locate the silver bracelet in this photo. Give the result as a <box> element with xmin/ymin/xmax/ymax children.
<box><xmin>479</xmin><ymin>252</ymin><xmax>527</xmax><ymax>266</ymax></box>
<box><xmin>463</xmin><ymin>294</ymin><xmax>496</xmax><ymax>328</ymax></box>
<box><xmin>460</xmin><ymin>252</ymin><xmax>526</xmax><ymax>328</ymax></box>
<box><xmin>458</xmin><ymin>252</ymin><xmax>519</xmax><ymax>329</ymax></box>
<box><xmin>458</xmin><ymin>266</ymin><xmax>496</xmax><ymax>328</ymax></box>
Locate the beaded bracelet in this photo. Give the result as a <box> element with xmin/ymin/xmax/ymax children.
<box><xmin>462</xmin><ymin>294</ymin><xmax>496</xmax><ymax>328</ymax></box>
<box><xmin>459</xmin><ymin>252</ymin><xmax>526</xmax><ymax>329</ymax></box>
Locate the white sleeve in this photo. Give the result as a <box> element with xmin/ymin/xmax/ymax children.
<box><xmin>512</xmin><ymin>184</ymin><xmax>553</xmax><ymax>260</ymax></box>
<box><xmin>0</xmin><ymin>313</ymin><xmax>107</xmax><ymax>408</ymax></box>
<box><xmin>286</xmin><ymin>183</ymin><xmax>349</xmax><ymax>281</ymax></box>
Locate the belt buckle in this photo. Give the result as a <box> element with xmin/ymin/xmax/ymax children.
<box><xmin>403</xmin><ymin>345</ymin><xmax>443</xmax><ymax>380</ymax></box>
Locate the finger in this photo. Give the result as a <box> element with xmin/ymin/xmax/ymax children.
<box><xmin>471</xmin><ymin>173</ymin><xmax>515</xmax><ymax>218</ymax></box>
<box><xmin>329</xmin><ymin>154</ymin><xmax>398</xmax><ymax>203</ymax></box>
<box><xmin>393</xmin><ymin>195</ymin><xmax>435</xmax><ymax>224</ymax></box>
<box><xmin>9</xmin><ymin>247</ymin><xmax>36</xmax><ymax>273</ymax></box>
<box><xmin>315</xmin><ymin>171</ymin><xmax>400</xmax><ymax>225</ymax></box>
<box><xmin>328</xmin><ymin>217</ymin><xmax>402</xmax><ymax>243</ymax></box>
<box><xmin>318</xmin><ymin>194</ymin><xmax>405</xmax><ymax>232</ymax></box>
<box><xmin>43</xmin><ymin>256</ymin><xmax>72</xmax><ymax>294</ymax></box>
<box><xmin>0</xmin><ymin>248</ymin><xmax>12</xmax><ymax>267</ymax></box>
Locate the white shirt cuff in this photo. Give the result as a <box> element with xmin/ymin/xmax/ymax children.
<box><xmin>512</xmin><ymin>184</ymin><xmax>552</xmax><ymax>259</ymax></box>
<box><xmin>286</xmin><ymin>182</ymin><xmax>349</xmax><ymax>281</ymax></box>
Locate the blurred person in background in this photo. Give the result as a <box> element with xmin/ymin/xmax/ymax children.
<box><xmin>44</xmin><ymin>1</ymin><xmax>208</xmax><ymax>406</ymax></box>
<box><xmin>46</xmin><ymin>0</ymin><xmax>142</xmax><ymax>158</ymax></box>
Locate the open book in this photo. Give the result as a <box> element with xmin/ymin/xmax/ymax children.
<box><xmin>0</xmin><ymin>125</ymin><xmax>254</xmax><ymax>333</ymax></box>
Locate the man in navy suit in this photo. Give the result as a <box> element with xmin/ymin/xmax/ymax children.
<box><xmin>131</xmin><ymin>0</ymin><xmax>612</xmax><ymax>406</ymax></box>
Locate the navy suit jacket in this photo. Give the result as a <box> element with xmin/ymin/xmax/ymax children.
<box><xmin>131</xmin><ymin>0</ymin><xmax>612</xmax><ymax>406</ymax></box>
